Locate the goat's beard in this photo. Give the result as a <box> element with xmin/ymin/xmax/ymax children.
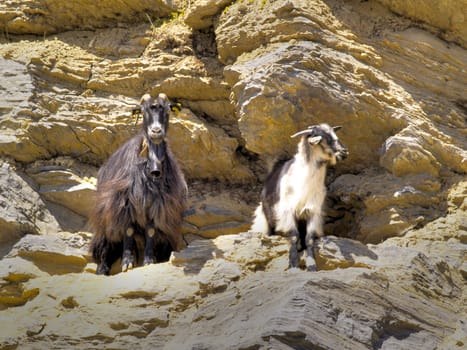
<box><xmin>149</xmin><ymin>135</ymin><xmax>164</xmax><ymax>144</ymax></box>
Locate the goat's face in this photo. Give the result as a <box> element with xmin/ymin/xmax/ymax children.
<box><xmin>292</xmin><ymin>124</ymin><xmax>348</xmax><ymax>165</ymax></box>
<box><xmin>135</xmin><ymin>93</ymin><xmax>170</xmax><ymax>144</ymax></box>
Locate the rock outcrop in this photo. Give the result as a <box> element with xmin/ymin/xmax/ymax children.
<box><xmin>0</xmin><ymin>0</ymin><xmax>465</xmax><ymax>349</ymax></box>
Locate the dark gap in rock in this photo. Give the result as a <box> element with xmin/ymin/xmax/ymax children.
<box><xmin>192</xmin><ymin>26</ymin><xmax>218</xmax><ymax>58</ymax></box>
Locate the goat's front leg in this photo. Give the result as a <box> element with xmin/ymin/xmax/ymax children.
<box><xmin>289</xmin><ymin>226</ymin><xmax>300</xmax><ymax>269</ymax></box>
<box><xmin>121</xmin><ymin>227</ymin><xmax>136</xmax><ymax>272</ymax></box>
<box><xmin>143</xmin><ymin>227</ymin><xmax>156</xmax><ymax>265</ymax></box>
<box><xmin>305</xmin><ymin>215</ymin><xmax>323</xmax><ymax>272</ymax></box>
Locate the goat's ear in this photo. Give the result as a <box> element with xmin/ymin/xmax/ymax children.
<box><xmin>132</xmin><ymin>105</ymin><xmax>142</xmax><ymax>115</ymax></box>
<box><xmin>333</xmin><ymin>126</ymin><xmax>342</xmax><ymax>132</ymax></box>
<box><xmin>132</xmin><ymin>106</ymin><xmax>143</xmax><ymax>125</ymax></box>
<box><xmin>170</xmin><ymin>103</ymin><xmax>182</xmax><ymax>114</ymax></box>
<box><xmin>308</xmin><ymin>136</ymin><xmax>322</xmax><ymax>145</ymax></box>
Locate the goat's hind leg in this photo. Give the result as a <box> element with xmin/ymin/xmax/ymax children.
<box><xmin>288</xmin><ymin>227</ymin><xmax>300</xmax><ymax>269</ymax></box>
<box><xmin>121</xmin><ymin>226</ymin><xmax>136</xmax><ymax>272</ymax></box>
<box><xmin>143</xmin><ymin>226</ymin><xmax>156</xmax><ymax>265</ymax></box>
<box><xmin>304</xmin><ymin>216</ymin><xmax>322</xmax><ymax>272</ymax></box>
<box><xmin>92</xmin><ymin>236</ymin><xmax>120</xmax><ymax>275</ymax></box>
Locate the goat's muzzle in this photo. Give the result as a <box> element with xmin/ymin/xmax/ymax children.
<box><xmin>336</xmin><ymin>148</ymin><xmax>349</xmax><ymax>161</ymax></box>
<box><xmin>148</xmin><ymin>128</ymin><xmax>164</xmax><ymax>144</ymax></box>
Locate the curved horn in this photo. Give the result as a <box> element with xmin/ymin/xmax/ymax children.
<box><xmin>291</xmin><ymin>129</ymin><xmax>313</xmax><ymax>138</ymax></box>
<box><xmin>140</xmin><ymin>93</ymin><xmax>152</xmax><ymax>104</ymax></box>
<box><xmin>158</xmin><ymin>93</ymin><xmax>169</xmax><ymax>102</ymax></box>
<box><xmin>333</xmin><ymin>126</ymin><xmax>342</xmax><ymax>132</ymax></box>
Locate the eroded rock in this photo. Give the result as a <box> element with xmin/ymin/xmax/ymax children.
<box><xmin>0</xmin><ymin>1</ymin><xmax>465</xmax><ymax>349</ymax></box>
<box><xmin>0</xmin><ymin>0</ymin><xmax>177</xmax><ymax>35</ymax></box>
<box><xmin>0</xmin><ymin>163</ymin><xmax>61</xmax><ymax>255</ymax></box>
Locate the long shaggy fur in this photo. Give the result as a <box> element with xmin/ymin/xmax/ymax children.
<box><xmin>89</xmin><ymin>94</ymin><xmax>187</xmax><ymax>275</ymax></box>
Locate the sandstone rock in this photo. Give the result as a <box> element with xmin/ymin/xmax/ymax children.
<box><xmin>447</xmin><ymin>180</ymin><xmax>467</xmax><ymax>211</ymax></box>
<box><xmin>380</xmin><ymin>124</ymin><xmax>467</xmax><ymax>177</ymax></box>
<box><xmin>330</xmin><ymin>171</ymin><xmax>444</xmax><ymax>242</ymax></box>
<box><xmin>0</xmin><ymin>163</ymin><xmax>61</xmax><ymax>256</ymax></box>
<box><xmin>184</xmin><ymin>0</ymin><xmax>232</xmax><ymax>30</ymax></box>
<box><xmin>7</xmin><ymin>232</ymin><xmax>89</xmax><ymax>275</ymax></box>
<box><xmin>315</xmin><ymin>236</ymin><xmax>378</xmax><ymax>270</ymax></box>
<box><xmin>216</xmin><ymin>0</ymin><xmax>381</xmax><ymax>65</ymax></box>
<box><xmin>376</xmin><ymin>0</ymin><xmax>467</xmax><ymax>48</ymax></box>
<box><xmin>26</xmin><ymin>162</ymin><xmax>96</xmax><ymax>218</ymax></box>
<box><xmin>0</xmin><ymin>1</ymin><xmax>466</xmax><ymax>349</ymax></box>
<box><xmin>0</xmin><ymin>58</ymin><xmax>33</xmax><ymax>112</ymax></box>
<box><xmin>0</xmin><ymin>230</ymin><xmax>465</xmax><ymax>349</ymax></box>
<box><xmin>0</xmin><ymin>0</ymin><xmax>177</xmax><ymax>35</ymax></box>
<box><xmin>380</xmin><ymin>135</ymin><xmax>441</xmax><ymax>177</ymax></box>
<box><xmin>225</xmin><ymin>40</ymin><xmax>409</xmax><ymax>171</ymax></box>
<box><xmin>169</xmin><ymin>108</ymin><xmax>253</xmax><ymax>182</ymax></box>
<box><xmin>183</xmin><ymin>191</ymin><xmax>254</xmax><ymax>238</ymax></box>
<box><xmin>0</xmin><ymin>257</ymin><xmax>48</xmax><ymax>311</ymax></box>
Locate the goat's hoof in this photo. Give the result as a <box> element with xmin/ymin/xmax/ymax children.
<box><xmin>122</xmin><ymin>262</ymin><xmax>134</xmax><ymax>272</ymax></box>
<box><xmin>96</xmin><ymin>264</ymin><xmax>110</xmax><ymax>275</ymax></box>
<box><xmin>143</xmin><ymin>257</ymin><xmax>155</xmax><ymax>266</ymax></box>
<box><xmin>121</xmin><ymin>257</ymin><xmax>134</xmax><ymax>272</ymax></box>
<box><xmin>305</xmin><ymin>256</ymin><xmax>317</xmax><ymax>272</ymax></box>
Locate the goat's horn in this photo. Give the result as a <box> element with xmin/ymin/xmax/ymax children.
<box><xmin>158</xmin><ymin>93</ymin><xmax>169</xmax><ymax>102</ymax></box>
<box><xmin>140</xmin><ymin>93</ymin><xmax>152</xmax><ymax>104</ymax></box>
<box><xmin>333</xmin><ymin>126</ymin><xmax>342</xmax><ymax>131</ymax></box>
<box><xmin>291</xmin><ymin>129</ymin><xmax>313</xmax><ymax>138</ymax></box>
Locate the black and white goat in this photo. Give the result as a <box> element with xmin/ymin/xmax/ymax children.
<box><xmin>252</xmin><ymin>124</ymin><xmax>348</xmax><ymax>271</ymax></box>
<box><xmin>89</xmin><ymin>93</ymin><xmax>187</xmax><ymax>275</ymax></box>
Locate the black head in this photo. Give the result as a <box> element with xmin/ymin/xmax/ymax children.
<box><xmin>291</xmin><ymin>124</ymin><xmax>348</xmax><ymax>165</ymax></box>
<box><xmin>133</xmin><ymin>93</ymin><xmax>171</xmax><ymax>144</ymax></box>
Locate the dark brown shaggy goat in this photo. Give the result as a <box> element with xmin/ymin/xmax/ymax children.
<box><xmin>89</xmin><ymin>93</ymin><xmax>187</xmax><ymax>275</ymax></box>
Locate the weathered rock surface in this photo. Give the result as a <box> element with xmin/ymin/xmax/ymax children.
<box><xmin>0</xmin><ymin>231</ymin><xmax>465</xmax><ymax>349</ymax></box>
<box><xmin>0</xmin><ymin>162</ymin><xmax>60</xmax><ymax>257</ymax></box>
<box><xmin>376</xmin><ymin>0</ymin><xmax>467</xmax><ymax>48</ymax></box>
<box><xmin>0</xmin><ymin>0</ymin><xmax>465</xmax><ymax>349</ymax></box>
<box><xmin>0</xmin><ymin>0</ymin><xmax>178</xmax><ymax>35</ymax></box>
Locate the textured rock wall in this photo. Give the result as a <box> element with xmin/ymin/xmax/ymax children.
<box><xmin>0</xmin><ymin>0</ymin><xmax>465</xmax><ymax>349</ymax></box>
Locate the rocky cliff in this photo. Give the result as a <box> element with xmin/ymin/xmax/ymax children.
<box><xmin>0</xmin><ymin>0</ymin><xmax>465</xmax><ymax>349</ymax></box>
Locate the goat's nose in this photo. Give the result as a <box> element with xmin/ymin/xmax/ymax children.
<box><xmin>151</xmin><ymin>127</ymin><xmax>162</xmax><ymax>135</ymax></box>
<box><xmin>338</xmin><ymin>149</ymin><xmax>349</xmax><ymax>160</ymax></box>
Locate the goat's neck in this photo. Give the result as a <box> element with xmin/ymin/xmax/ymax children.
<box><xmin>145</xmin><ymin>135</ymin><xmax>167</xmax><ymax>154</ymax></box>
<box><xmin>296</xmin><ymin>140</ymin><xmax>328</xmax><ymax>181</ymax></box>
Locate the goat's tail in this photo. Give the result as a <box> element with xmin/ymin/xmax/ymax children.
<box><xmin>250</xmin><ymin>203</ymin><xmax>269</xmax><ymax>234</ymax></box>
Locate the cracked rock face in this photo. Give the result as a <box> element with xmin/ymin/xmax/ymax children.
<box><xmin>0</xmin><ymin>0</ymin><xmax>466</xmax><ymax>349</ymax></box>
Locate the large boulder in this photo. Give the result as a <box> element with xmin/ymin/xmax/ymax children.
<box><xmin>376</xmin><ymin>0</ymin><xmax>467</xmax><ymax>48</ymax></box>
<box><xmin>0</xmin><ymin>162</ymin><xmax>61</xmax><ymax>256</ymax></box>
<box><xmin>0</xmin><ymin>0</ymin><xmax>177</xmax><ymax>35</ymax></box>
